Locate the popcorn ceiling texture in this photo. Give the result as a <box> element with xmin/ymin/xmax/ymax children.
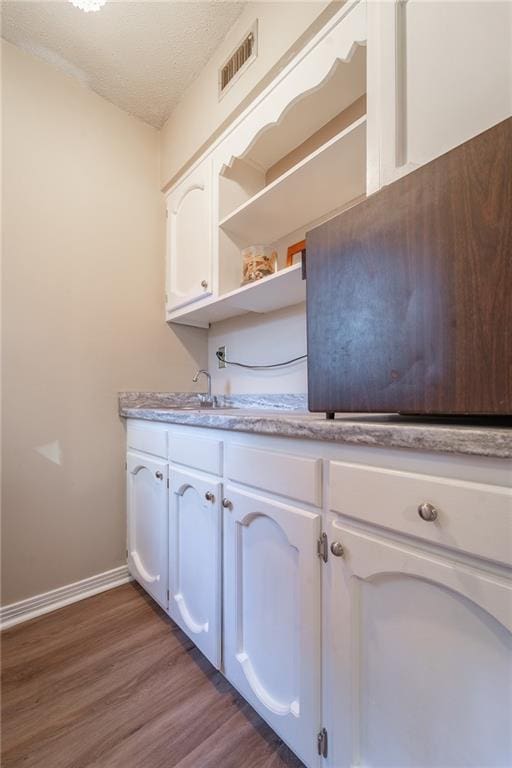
<box><xmin>1</xmin><ymin>0</ymin><xmax>245</xmax><ymax>128</ymax></box>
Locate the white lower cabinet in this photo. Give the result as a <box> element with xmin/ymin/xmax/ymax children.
<box><xmin>126</xmin><ymin>451</ymin><xmax>168</xmax><ymax>609</ymax></box>
<box><xmin>223</xmin><ymin>486</ymin><xmax>322</xmax><ymax>768</ymax></box>
<box><xmin>324</xmin><ymin>513</ymin><xmax>512</xmax><ymax>768</ymax></box>
<box><xmin>168</xmin><ymin>467</ymin><xmax>222</xmax><ymax>668</ymax></box>
<box><xmin>126</xmin><ymin>421</ymin><xmax>512</xmax><ymax>768</ymax></box>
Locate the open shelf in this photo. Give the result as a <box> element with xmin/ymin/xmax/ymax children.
<box><xmin>167</xmin><ymin>264</ymin><xmax>305</xmax><ymax>328</ymax></box>
<box><xmin>219</xmin><ymin>116</ymin><xmax>367</xmax><ymax>246</ymax></box>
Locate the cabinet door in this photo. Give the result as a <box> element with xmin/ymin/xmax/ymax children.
<box><xmin>223</xmin><ymin>487</ymin><xmax>322</xmax><ymax>768</ymax></box>
<box><xmin>367</xmin><ymin>0</ymin><xmax>512</xmax><ymax>191</ymax></box>
<box><xmin>127</xmin><ymin>451</ymin><xmax>168</xmax><ymax>609</ymax></box>
<box><xmin>325</xmin><ymin>514</ymin><xmax>512</xmax><ymax>768</ymax></box>
<box><xmin>166</xmin><ymin>158</ymin><xmax>213</xmax><ymax>311</ymax></box>
<box><xmin>169</xmin><ymin>468</ymin><xmax>222</xmax><ymax>667</ymax></box>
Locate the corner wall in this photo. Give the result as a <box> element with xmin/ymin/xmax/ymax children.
<box><xmin>1</xmin><ymin>41</ymin><xmax>207</xmax><ymax>606</ymax></box>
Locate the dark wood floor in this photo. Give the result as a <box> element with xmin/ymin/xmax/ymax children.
<box><xmin>1</xmin><ymin>582</ymin><xmax>304</xmax><ymax>768</ymax></box>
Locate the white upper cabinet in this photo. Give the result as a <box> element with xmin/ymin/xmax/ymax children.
<box><xmin>223</xmin><ymin>487</ymin><xmax>322</xmax><ymax>768</ymax></box>
<box><xmin>367</xmin><ymin>0</ymin><xmax>512</xmax><ymax>191</ymax></box>
<box><xmin>164</xmin><ymin>0</ymin><xmax>512</xmax><ymax>325</ymax></box>
<box><xmin>168</xmin><ymin>467</ymin><xmax>222</xmax><ymax>667</ymax></box>
<box><xmin>166</xmin><ymin>157</ymin><xmax>213</xmax><ymax>311</ymax></box>
<box><xmin>166</xmin><ymin>0</ymin><xmax>368</xmax><ymax>327</ymax></box>
<box><xmin>324</xmin><ymin>516</ymin><xmax>512</xmax><ymax>768</ymax></box>
<box><xmin>127</xmin><ymin>451</ymin><xmax>168</xmax><ymax>609</ymax></box>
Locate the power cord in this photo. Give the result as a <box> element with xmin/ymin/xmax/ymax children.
<box><xmin>216</xmin><ymin>349</ymin><xmax>307</xmax><ymax>370</ymax></box>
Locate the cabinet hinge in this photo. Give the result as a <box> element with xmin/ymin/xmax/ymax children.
<box><xmin>167</xmin><ymin>478</ymin><xmax>169</xmax><ymax>489</ymax></box>
<box><xmin>317</xmin><ymin>532</ymin><xmax>328</xmax><ymax>563</ymax></box>
<box><xmin>167</xmin><ymin>589</ymin><xmax>170</xmax><ymax>601</ymax></box>
<box><xmin>125</xmin><ymin>461</ymin><xmax>127</xmax><ymax>470</ymax></box>
<box><xmin>317</xmin><ymin>727</ymin><xmax>328</xmax><ymax>758</ymax></box>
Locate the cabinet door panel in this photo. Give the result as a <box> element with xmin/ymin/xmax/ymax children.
<box><xmin>169</xmin><ymin>468</ymin><xmax>221</xmax><ymax>667</ymax></box>
<box><xmin>223</xmin><ymin>487</ymin><xmax>321</xmax><ymax>768</ymax></box>
<box><xmin>166</xmin><ymin>158</ymin><xmax>213</xmax><ymax>311</ymax></box>
<box><xmin>127</xmin><ymin>452</ymin><xmax>168</xmax><ymax>609</ymax></box>
<box><xmin>371</xmin><ymin>0</ymin><xmax>512</xmax><ymax>188</ymax></box>
<box><xmin>325</xmin><ymin>515</ymin><xmax>512</xmax><ymax>768</ymax></box>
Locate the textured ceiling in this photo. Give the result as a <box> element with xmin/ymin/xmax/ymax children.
<box><xmin>1</xmin><ymin>0</ymin><xmax>245</xmax><ymax>128</ymax></box>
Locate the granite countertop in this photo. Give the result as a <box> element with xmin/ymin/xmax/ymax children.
<box><xmin>119</xmin><ymin>392</ymin><xmax>512</xmax><ymax>459</ymax></box>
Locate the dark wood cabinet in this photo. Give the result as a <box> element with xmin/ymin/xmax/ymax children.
<box><xmin>306</xmin><ymin>118</ymin><xmax>512</xmax><ymax>415</ymax></box>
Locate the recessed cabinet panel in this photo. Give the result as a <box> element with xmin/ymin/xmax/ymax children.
<box><xmin>242</xmin><ymin>515</ymin><xmax>298</xmax><ymax>706</ymax></box>
<box><xmin>169</xmin><ymin>468</ymin><xmax>222</xmax><ymax>668</ymax></box>
<box><xmin>223</xmin><ymin>487</ymin><xmax>321</xmax><ymax>767</ymax></box>
<box><xmin>169</xmin><ymin>432</ymin><xmax>223</xmax><ymax>475</ymax></box>
<box><xmin>226</xmin><ymin>443</ymin><xmax>322</xmax><ymax>506</ymax></box>
<box><xmin>166</xmin><ymin>158</ymin><xmax>213</xmax><ymax>311</ymax></box>
<box><xmin>127</xmin><ymin>424</ymin><xmax>167</xmax><ymax>458</ymax></box>
<box><xmin>373</xmin><ymin>0</ymin><xmax>512</xmax><ymax>187</ymax></box>
<box><xmin>127</xmin><ymin>452</ymin><xmax>168</xmax><ymax>609</ymax></box>
<box><xmin>325</xmin><ymin>517</ymin><xmax>512</xmax><ymax>768</ymax></box>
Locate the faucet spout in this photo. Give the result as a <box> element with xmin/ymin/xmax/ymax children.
<box><xmin>192</xmin><ymin>369</ymin><xmax>213</xmax><ymax>406</ymax></box>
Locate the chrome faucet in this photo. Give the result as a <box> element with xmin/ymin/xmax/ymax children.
<box><xmin>192</xmin><ymin>369</ymin><xmax>213</xmax><ymax>406</ymax></box>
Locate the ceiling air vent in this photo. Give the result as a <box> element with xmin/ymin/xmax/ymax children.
<box><xmin>219</xmin><ymin>22</ymin><xmax>258</xmax><ymax>99</ymax></box>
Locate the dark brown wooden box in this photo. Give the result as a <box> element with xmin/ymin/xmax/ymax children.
<box><xmin>306</xmin><ymin>118</ymin><xmax>512</xmax><ymax>415</ymax></box>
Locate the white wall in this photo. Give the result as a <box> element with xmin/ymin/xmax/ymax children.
<box><xmin>208</xmin><ymin>303</ymin><xmax>307</xmax><ymax>394</ymax></box>
<box><xmin>1</xmin><ymin>40</ymin><xmax>208</xmax><ymax>606</ymax></box>
<box><xmin>160</xmin><ymin>1</ymin><xmax>337</xmax><ymax>188</ymax></box>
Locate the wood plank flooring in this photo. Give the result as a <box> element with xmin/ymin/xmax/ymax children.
<box><xmin>1</xmin><ymin>582</ymin><xmax>304</xmax><ymax>768</ymax></box>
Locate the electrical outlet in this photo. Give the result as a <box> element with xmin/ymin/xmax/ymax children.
<box><xmin>217</xmin><ymin>345</ymin><xmax>226</xmax><ymax>369</ymax></box>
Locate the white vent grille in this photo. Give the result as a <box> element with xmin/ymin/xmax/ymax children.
<box><xmin>219</xmin><ymin>22</ymin><xmax>257</xmax><ymax>98</ymax></box>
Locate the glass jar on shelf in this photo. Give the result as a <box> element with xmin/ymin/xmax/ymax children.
<box><xmin>241</xmin><ymin>245</ymin><xmax>277</xmax><ymax>285</ymax></box>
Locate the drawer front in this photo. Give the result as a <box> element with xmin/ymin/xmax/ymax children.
<box><xmin>169</xmin><ymin>432</ymin><xmax>222</xmax><ymax>476</ymax></box>
<box><xmin>329</xmin><ymin>461</ymin><xmax>512</xmax><ymax>566</ymax></box>
<box><xmin>127</xmin><ymin>424</ymin><xmax>167</xmax><ymax>458</ymax></box>
<box><xmin>226</xmin><ymin>443</ymin><xmax>322</xmax><ymax>506</ymax></box>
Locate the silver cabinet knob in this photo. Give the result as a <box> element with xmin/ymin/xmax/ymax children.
<box><xmin>330</xmin><ymin>541</ymin><xmax>344</xmax><ymax>557</ymax></box>
<box><xmin>205</xmin><ymin>491</ymin><xmax>215</xmax><ymax>502</ymax></box>
<box><xmin>155</xmin><ymin>471</ymin><xmax>163</xmax><ymax>480</ymax></box>
<box><xmin>418</xmin><ymin>502</ymin><xmax>438</xmax><ymax>522</ymax></box>
<box><xmin>201</xmin><ymin>280</ymin><xmax>208</xmax><ymax>289</ymax></box>
<box><xmin>222</xmin><ymin>498</ymin><xmax>232</xmax><ymax>509</ymax></box>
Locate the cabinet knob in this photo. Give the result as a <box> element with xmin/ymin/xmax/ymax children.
<box><xmin>330</xmin><ymin>541</ymin><xmax>344</xmax><ymax>557</ymax></box>
<box><xmin>222</xmin><ymin>498</ymin><xmax>232</xmax><ymax>509</ymax></box>
<box><xmin>418</xmin><ymin>502</ymin><xmax>438</xmax><ymax>522</ymax></box>
<box><xmin>205</xmin><ymin>491</ymin><xmax>215</xmax><ymax>502</ymax></box>
<box><xmin>201</xmin><ymin>280</ymin><xmax>208</xmax><ymax>289</ymax></box>
<box><xmin>155</xmin><ymin>471</ymin><xmax>163</xmax><ymax>480</ymax></box>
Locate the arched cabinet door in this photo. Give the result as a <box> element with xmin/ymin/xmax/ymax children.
<box><xmin>168</xmin><ymin>468</ymin><xmax>222</xmax><ymax>668</ymax></box>
<box><xmin>127</xmin><ymin>452</ymin><xmax>168</xmax><ymax>609</ymax></box>
<box><xmin>166</xmin><ymin>157</ymin><xmax>213</xmax><ymax>312</ymax></box>
<box><xmin>223</xmin><ymin>487</ymin><xmax>322</xmax><ymax>768</ymax></box>
<box><xmin>324</xmin><ymin>514</ymin><xmax>512</xmax><ymax>768</ymax></box>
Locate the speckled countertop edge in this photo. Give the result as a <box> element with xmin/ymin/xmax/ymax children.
<box><xmin>119</xmin><ymin>393</ymin><xmax>512</xmax><ymax>459</ymax></box>
<box><xmin>118</xmin><ymin>392</ymin><xmax>308</xmax><ymax>411</ymax></box>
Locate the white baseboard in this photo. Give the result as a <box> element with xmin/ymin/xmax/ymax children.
<box><xmin>0</xmin><ymin>565</ymin><xmax>132</xmax><ymax>630</ymax></box>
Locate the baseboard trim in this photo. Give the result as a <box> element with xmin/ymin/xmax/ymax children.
<box><xmin>0</xmin><ymin>565</ymin><xmax>132</xmax><ymax>630</ymax></box>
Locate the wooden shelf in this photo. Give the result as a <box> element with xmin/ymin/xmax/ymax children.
<box><xmin>219</xmin><ymin>116</ymin><xmax>367</xmax><ymax>246</ymax></box>
<box><xmin>167</xmin><ymin>264</ymin><xmax>305</xmax><ymax>328</ymax></box>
